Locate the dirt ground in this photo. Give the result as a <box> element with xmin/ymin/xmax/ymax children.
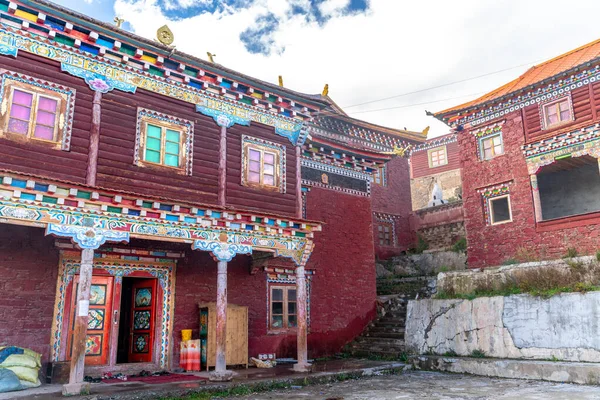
<box><xmin>226</xmin><ymin>371</ymin><xmax>600</xmax><ymax>400</ymax></box>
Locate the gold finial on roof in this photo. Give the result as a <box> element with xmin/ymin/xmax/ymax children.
<box><xmin>207</xmin><ymin>52</ymin><xmax>216</xmax><ymax>63</ymax></box>
<box><xmin>422</xmin><ymin>126</ymin><xmax>430</xmax><ymax>137</ymax></box>
<box><xmin>278</xmin><ymin>75</ymin><xmax>284</xmax><ymax>87</ymax></box>
<box><xmin>383</xmin><ymin>144</ymin><xmax>413</xmax><ymax>158</ymax></box>
<box><xmin>322</xmin><ymin>83</ymin><xmax>329</xmax><ymax>96</ymax></box>
<box><xmin>114</xmin><ymin>17</ymin><xmax>125</xmax><ymax>29</ymax></box>
<box><xmin>156</xmin><ymin>25</ymin><xmax>174</xmax><ymax>46</ymax></box>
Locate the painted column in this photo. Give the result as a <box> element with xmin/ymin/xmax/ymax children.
<box><xmin>86</xmin><ymin>91</ymin><xmax>102</xmax><ymax>186</ymax></box>
<box><xmin>66</xmin><ymin>248</ymin><xmax>94</xmax><ymax>395</ymax></box>
<box><xmin>218</xmin><ymin>125</ymin><xmax>227</xmax><ymax>207</ymax></box>
<box><xmin>45</xmin><ymin>223</ymin><xmax>129</xmax><ymax>396</ymax></box>
<box><xmin>295</xmin><ymin>146</ymin><xmax>303</xmax><ymax>219</ymax></box>
<box><xmin>293</xmin><ymin>265</ymin><xmax>311</xmax><ymax>372</ymax></box>
<box><xmin>530</xmin><ymin>174</ymin><xmax>543</xmax><ymax>222</ymax></box>
<box><xmin>192</xmin><ymin>240</ymin><xmax>252</xmax><ymax>381</ymax></box>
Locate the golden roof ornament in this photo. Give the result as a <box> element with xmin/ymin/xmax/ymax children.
<box><xmin>322</xmin><ymin>83</ymin><xmax>329</xmax><ymax>96</ymax></box>
<box><xmin>278</xmin><ymin>75</ymin><xmax>284</xmax><ymax>87</ymax></box>
<box><xmin>207</xmin><ymin>52</ymin><xmax>216</xmax><ymax>63</ymax></box>
<box><xmin>422</xmin><ymin>126</ymin><xmax>430</xmax><ymax>137</ymax></box>
<box><xmin>156</xmin><ymin>25</ymin><xmax>174</xmax><ymax>46</ymax></box>
<box><xmin>383</xmin><ymin>144</ymin><xmax>413</xmax><ymax>158</ymax></box>
<box><xmin>114</xmin><ymin>16</ymin><xmax>124</xmax><ymax>28</ymax></box>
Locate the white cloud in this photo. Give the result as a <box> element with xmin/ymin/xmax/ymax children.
<box><xmin>113</xmin><ymin>0</ymin><xmax>600</xmax><ymax>138</ymax></box>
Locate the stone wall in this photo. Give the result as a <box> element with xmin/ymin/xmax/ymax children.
<box><xmin>410</xmin><ymin>168</ymin><xmax>462</xmax><ymax>211</ymax></box>
<box><xmin>417</xmin><ymin>222</ymin><xmax>465</xmax><ymax>250</ymax></box>
<box><xmin>406</xmin><ymin>292</ymin><xmax>600</xmax><ymax>362</ymax></box>
<box><xmin>410</xmin><ymin>202</ymin><xmax>465</xmax><ymax>250</ymax></box>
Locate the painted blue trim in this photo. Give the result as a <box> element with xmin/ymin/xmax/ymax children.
<box><xmin>60</xmin><ymin>63</ymin><xmax>136</xmax><ymax>94</ymax></box>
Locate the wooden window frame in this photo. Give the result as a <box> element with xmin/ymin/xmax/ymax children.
<box><xmin>479</xmin><ymin>133</ymin><xmax>504</xmax><ymax>161</ymax></box>
<box><xmin>373</xmin><ymin>165</ymin><xmax>387</xmax><ymax>186</ymax></box>
<box><xmin>488</xmin><ymin>194</ymin><xmax>513</xmax><ymax>226</ymax></box>
<box><xmin>0</xmin><ymin>79</ymin><xmax>68</xmax><ymax>149</ymax></box>
<box><xmin>427</xmin><ymin>146</ymin><xmax>448</xmax><ymax>168</ymax></box>
<box><xmin>242</xmin><ymin>140</ymin><xmax>282</xmax><ymax>191</ymax></box>
<box><xmin>541</xmin><ymin>96</ymin><xmax>574</xmax><ymax>130</ymax></box>
<box><xmin>269</xmin><ymin>285</ymin><xmax>297</xmax><ymax>331</ymax></box>
<box><xmin>377</xmin><ymin>222</ymin><xmax>393</xmax><ymax>246</ymax></box>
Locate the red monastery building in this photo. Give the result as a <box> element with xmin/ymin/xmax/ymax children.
<box><xmin>434</xmin><ymin>38</ymin><xmax>600</xmax><ymax>268</ymax></box>
<box><xmin>0</xmin><ymin>0</ymin><xmax>424</xmax><ymax>393</ymax></box>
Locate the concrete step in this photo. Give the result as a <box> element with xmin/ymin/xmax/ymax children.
<box><xmin>355</xmin><ymin>336</ymin><xmax>405</xmax><ymax>346</ymax></box>
<box><xmin>368</xmin><ymin>327</ymin><xmax>405</xmax><ymax>335</ymax></box>
<box><xmin>374</xmin><ymin>318</ymin><xmax>405</xmax><ymax>326</ymax></box>
<box><xmin>350</xmin><ymin>348</ymin><xmax>407</xmax><ymax>358</ymax></box>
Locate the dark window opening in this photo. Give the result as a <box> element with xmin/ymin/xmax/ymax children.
<box><xmin>538</xmin><ymin>156</ymin><xmax>600</xmax><ymax>221</ymax></box>
<box><xmin>489</xmin><ymin>196</ymin><xmax>511</xmax><ymax>224</ymax></box>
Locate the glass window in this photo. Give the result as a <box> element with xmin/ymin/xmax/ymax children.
<box><xmin>489</xmin><ymin>195</ymin><xmax>512</xmax><ymax>225</ymax></box>
<box><xmin>5</xmin><ymin>87</ymin><xmax>61</xmax><ymax>142</ymax></box>
<box><xmin>142</xmin><ymin>122</ymin><xmax>183</xmax><ymax>168</ymax></box>
<box><xmin>428</xmin><ymin>146</ymin><xmax>448</xmax><ymax>168</ymax></box>
<box><xmin>244</xmin><ymin>144</ymin><xmax>279</xmax><ymax>188</ymax></box>
<box><xmin>270</xmin><ymin>286</ymin><xmax>297</xmax><ymax>330</ymax></box>
<box><xmin>373</xmin><ymin>165</ymin><xmax>387</xmax><ymax>186</ymax></box>
<box><xmin>378</xmin><ymin>223</ymin><xmax>393</xmax><ymax>246</ymax></box>
<box><xmin>543</xmin><ymin>98</ymin><xmax>573</xmax><ymax>128</ymax></box>
<box><xmin>480</xmin><ymin>134</ymin><xmax>504</xmax><ymax>160</ymax></box>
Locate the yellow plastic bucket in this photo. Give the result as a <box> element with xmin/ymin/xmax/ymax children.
<box><xmin>181</xmin><ymin>329</ymin><xmax>192</xmax><ymax>341</ymax></box>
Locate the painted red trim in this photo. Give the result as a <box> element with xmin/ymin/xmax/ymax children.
<box><xmin>536</xmin><ymin>210</ymin><xmax>600</xmax><ymax>232</ymax></box>
<box><xmin>86</xmin><ymin>91</ymin><xmax>102</xmax><ymax>186</ymax></box>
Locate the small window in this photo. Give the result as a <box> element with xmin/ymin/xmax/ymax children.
<box><xmin>242</xmin><ymin>136</ymin><xmax>285</xmax><ymax>192</ymax></box>
<box><xmin>428</xmin><ymin>146</ymin><xmax>448</xmax><ymax>168</ymax></box>
<box><xmin>373</xmin><ymin>165</ymin><xmax>387</xmax><ymax>186</ymax></box>
<box><xmin>542</xmin><ymin>97</ymin><xmax>573</xmax><ymax>129</ymax></box>
<box><xmin>270</xmin><ymin>286</ymin><xmax>297</xmax><ymax>330</ymax></box>
<box><xmin>0</xmin><ymin>78</ymin><xmax>71</xmax><ymax>148</ymax></box>
<box><xmin>480</xmin><ymin>134</ymin><xmax>504</xmax><ymax>160</ymax></box>
<box><xmin>489</xmin><ymin>195</ymin><xmax>512</xmax><ymax>225</ymax></box>
<box><xmin>378</xmin><ymin>223</ymin><xmax>393</xmax><ymax>246</ymax></box>
<box><xmin>135</xmin><ymin>108</ymin><xmax>194</xmax><ymax>175</ymax></box>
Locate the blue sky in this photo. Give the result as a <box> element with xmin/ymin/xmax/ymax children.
<box><xmin>55</xmin><ymin>0</ymin><xmax>600</xmax><ymax>137</ymax></box>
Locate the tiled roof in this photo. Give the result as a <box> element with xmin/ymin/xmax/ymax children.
<box><xmin>436</xmin><ymin>38</ymin><xmax>600</xmax><ymax>116</ymax></box>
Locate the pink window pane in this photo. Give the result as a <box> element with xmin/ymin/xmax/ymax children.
<box><xmin>248</xmin><ymin>172</ymin><xmax>260</xmax><ymax>183</ymax></box>
<box><xmin>10</xmin><ymin>104</ymin><xmax>31</xmax><ymax>120</ymax></box>
<box><xmin>34</xmin><ymin>125</ymin><xmax>54</xmax><ymax>140</ymax></box>
<box><xmin>264</xmin><ymin>164</ymin><xmax>274</xmax><ymax>175</ymax></box>
<box><xmin>264</xmin><ymin>175</ymin><xmax>274</xmax><ymax>186</ymax></box>
<box><xmin>484</xmin><ymin>148</ymin><xmax>493</xmax><ymax>159</ymax></box>
<box><xmin>249</xmin><ymin>149</ymin><xmax>261</xmax><ymax>161</ymax></box>
<box><xmin>249</xmin><ymin>160</ymin><xmax>260</xmax><ymax>173</ymax></box>
<box><xmin>12</xmin><ymin>90</ymin><xmax>33</xmax><ymax>106</ymax></box>
<box><xmin>36</xmin><ymin>110</ymin><xmax>56</xmax><ymax>126</ymax></box>
<box><xmin>264</xmin><ymin>152</ymin><xmax>275</xmax><ymax>164</ymax></box>
<box><xmin>8</xmin><ymin>118</ymin><xmax>29</xmax><ymax>135</ymax></box>
<box><xmin>38</xmin><ymin>97</ymin><xmax>58</xmax><ymax>112</ymax></box>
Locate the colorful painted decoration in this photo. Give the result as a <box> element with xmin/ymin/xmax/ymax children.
<box><xmin>134</xmin><ymin>311</ymin><xmax>151</xmax><ymax>330</ymax></box>
<box><xmin>46</xmin><ymin>224</ymin><xmax>130</xmax><ymax>250</ymax></box>
<box><xmin>85</xmin><ymin>334</ymin><xmax>102</xmax><ymax>356</ymax></box>
<box><xmin>133</xmin><ymin>334</ymin><xmax>150</xmax><ymax>353</ymax></box>
<box><xmin>89</xmin><ymin>285</ymin><xmax>106</xmax><ymax>305</ymax></box>
<box><xmin>135</xmin><ymin>288</ymin><xmax>152</xmax><ymax>307</ymax></box>
<box><xmin>193</xmin><ymin>241</ymin><xmax>252</xmax><ymax>262</ymax></box>
<box><xmin>87</xmin><ymin>310</ymin><xmax>105</xmax><ymax>330</ymax></box>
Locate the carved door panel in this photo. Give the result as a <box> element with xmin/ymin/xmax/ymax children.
<box><xmin>127</xmin><ymin>279</ymin><xmax>157</xmax><ymax>363</ymax></box>
<box><xmin>67</xmin><ymin>276</ymin><xmax>114</xmax><ymax>365</ymax></box>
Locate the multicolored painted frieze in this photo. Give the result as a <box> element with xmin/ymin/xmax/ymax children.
<box><xmin>0</xmin><ymin>172</ymin><xmax>319</xmax><ymax>264</ymax></box>
<box><xmin>411</xmin><ymin>134</ymin><xmax>457</xmax><ymax>153</ymax></box>
<box><xmin>0</xmin><ymin>27</ymin><xmax>307</xmax><ymax>146</ymax></box>
<box><xmin>301</xmin><ymin>158</ymin><xmax>371</xmax><ymax>197</ymax></box>
<box><xmin>46</xmin><ymin>223</ymin><xmax>130</xmax><ymax>249</ymax></box>
<box><xmin>50</xmin><ymin>256</ymin><xmax>175</xmax><ymax>368</ymax></box>
<box><xmin>522</xmin><ymin>123</ymin><xmax>600</xmax><ymax>174</ymax></box>
<box><xmin>193</xmin><ymin>240</ymin><xmax>252</xmax><ymax>262</ymax></box>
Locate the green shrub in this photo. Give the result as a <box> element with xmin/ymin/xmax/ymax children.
<box><xmin>565</xmin><ymin>247</ymin><xmax>578</xmax><ymax>258</ymax></box>
<box><xmin>470</xmin><ymin>349</ymin><xmax>486</xmax><ymax>358</ymax></box>
<box><xmin>415</xmin><ymin>235</ymin><xmax>429</xmax><ymax>254</ymax></box>
<box><xmin>452</xmin><ymin>237</ymin><xmax>467</xmax><ymax>253</ymax></box>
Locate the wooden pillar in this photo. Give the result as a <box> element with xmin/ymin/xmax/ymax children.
<box><xmin>210</xmin><ymin>260</ymin><xmax>233</xmax><ymax>381</ymax></box>
<box><xmin>530</xmin><ymin>174</ymin><xmax>543</xmax><ymax>222</ymax></box>
<box><xmin>62</xmin><ymin>248</ymin><xmax>94</xmax><ymax>396</ymax></box>
<box><xmin>295</xmin><ymin>146</ymin><xmax>303</xmax><ymax>219</ymax></box>
<box><xmin>218</xmin><ymin>125</ymin><xmax>227</xmax><ymax>207</ymax></box>
<box><xmin>86</xmin><ymin>91</ymin><xmax>102</xmax><ymax>187</ymax></box>
<box><xmin>293</xmin><ymin>265</ymin><xmax>311</xmax><ymax>372</ymax></box>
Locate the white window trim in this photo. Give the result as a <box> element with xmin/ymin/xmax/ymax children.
<box><xmin>488</xmin><ymin>194</ymin><xmax>513</xmax><ymax>226</ymax></box>
<box><xmin>479</xmin><ymin>133</ymin><xmax>504</xmax><ymax>161</ymax></box>
<box><xmin>540</xmin><ymin>95</ymin><xmax>575</xmax><ymax>130</ymax></box>
<box><xmin>427</xmin><ymin>146</ymin><xmax>448</xmax><ymax>168</ymax></box>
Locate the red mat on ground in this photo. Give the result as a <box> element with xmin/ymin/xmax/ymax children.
<box><xmin>102</xmin><ymin>373</ymin><xmax>207</xmax><ymax>384</ymax></box>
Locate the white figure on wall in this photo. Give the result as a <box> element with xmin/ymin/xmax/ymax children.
<box><xmin>428</xmin><ymin>182</ymin><xmax>447</xmax><ymax>207</ymax></box>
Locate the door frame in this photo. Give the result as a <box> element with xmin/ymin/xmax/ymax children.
<box><xmin>50</xmin><ymin>252</ymin><xmax>177</xmax><ymax>372</ymax></box>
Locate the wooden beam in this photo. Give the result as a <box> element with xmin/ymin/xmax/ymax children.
<box><xmin>218</xmin><ymin>126</ymin><xmax>227</xmax><ymax>207</ymax></box>
<box><xmin>62</xmin><ymin>248</ymin><xmax>94</xmax><ymax>396</ymax></box>
<box><xmin>86</xmin><ymin>91</ymin><xmax>102</xmax><ymax>186</ymax></box>
<box><xmin>295</xmin><ymin>146</ymin><xmax>302</xmax><ymax>218</ymax></box>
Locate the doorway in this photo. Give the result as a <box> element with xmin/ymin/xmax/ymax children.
<box><xmin>117</xmin><ymin>277</ymin><xmax>158</xmax><ymax>364</ymax></box>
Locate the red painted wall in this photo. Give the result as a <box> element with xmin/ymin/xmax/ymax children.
<box><xmin>0</xmin><ymin>225</ymin><xmax>59</xmax><ymax>371</ymax></box>
<box><xmin>411</xmin><ymin>135</ymin><xmax>460</xmax><ymax>179</ymax></box>
<box><xmin>461</xmin><ymin>90</ymin><xmax>600</xmax><ymax>267</ymax></box>
<box><xmin>372</xmin><ymin>156</ymin><xmax>414</xmax><ymax>259</ymax></box>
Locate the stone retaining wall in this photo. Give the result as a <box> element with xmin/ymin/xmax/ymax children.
<box><xmin>406</xmin><ymin>292</ymin><xmax>600</xmax><ymax>362</ymax></box>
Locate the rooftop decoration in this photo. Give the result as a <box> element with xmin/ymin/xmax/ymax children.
<box><xmin>156</xmin><ymin>25</ymin><xmax>174</xmax><ymax>46</ymax></box>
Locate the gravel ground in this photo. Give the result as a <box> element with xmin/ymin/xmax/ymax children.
<box><xmin>225</xmin><ymin>371</ymin><xmax>600</xmax><ymax>400</ymax></box>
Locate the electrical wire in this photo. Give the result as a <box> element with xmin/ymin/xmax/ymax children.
<box><xmin>346</xmin><ymin>92</ymin><xmax>487</xmax><ymax>115</ymax></box>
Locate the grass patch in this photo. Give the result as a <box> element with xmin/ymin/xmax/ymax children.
<box><xmin>452</xmin><ymin>237</ymin><xmax>467</xmax><ymax>253</ymax></box>
<box><xmin>470</xmin><ymin>349</ymin><xmax>486</xmax><ymax>358</ymax></box>
<box><xmin>565</xmin><ymin>247</ymin><xmax>578</xmax><ymax>258</ymax></box>
<box><xmin>443</xmin><ymin>350</ymin><xmax>458</xmax><ymax>357</ymax></box>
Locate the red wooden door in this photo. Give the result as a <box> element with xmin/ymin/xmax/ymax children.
<box><xmin>128</xmin><ymin>279</ymin><xmax>157</xmax><ymax>363</ymax></box>
<box><xmin>67</xmin><ymin>276</ymin><xmax>113</xmax><ymax>365</ymax></box>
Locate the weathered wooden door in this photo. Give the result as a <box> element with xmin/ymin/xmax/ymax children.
<box><xmin>67</xmin><ymin>276</ymin><xmax>113</xmax><ymax>365</ymax></box>
<box><xmin>128</xmin><ymin>279</ymin><xmax>157</xmax><ymax>363</ymax></box>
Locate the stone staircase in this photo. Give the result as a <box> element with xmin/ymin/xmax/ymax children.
<box><xmin>347</xmin><ymin>276</ymin><xmax>436</xmax><ymax>358</ymax></box>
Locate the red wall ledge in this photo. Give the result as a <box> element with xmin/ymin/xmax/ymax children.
<box><xmin>411</xmin><ymin>201</ymin><xmax>464</xmax><ymax>231</ymax></box>
<box><xmin>536</xmin><ymin>210</ymin><xmax>600</xmax><ymax>232</ymax></box>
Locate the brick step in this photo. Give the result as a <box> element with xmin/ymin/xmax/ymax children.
<box><xmin>364</xmin><ymin>331</ymin><xmax>405</xmax><ymax>339</ymax></box>
<box><xmin>355</xmin><ymin>336</ymin><xmax>405</xmax><ymax>346</ymax></box>
<box><xmin>368</xmin><ymin>326</ymin><xmax>405</xmax><ymax>334</ymax></box>
<box><xmin>374</xmin><ymin>318</ymin><xmax>406</xmax><ymax>326</ymax></box>
<box><xmin>350</xmin><ymin>347</ymin><xmax>407</xmax><ymax>358</ymax></box>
